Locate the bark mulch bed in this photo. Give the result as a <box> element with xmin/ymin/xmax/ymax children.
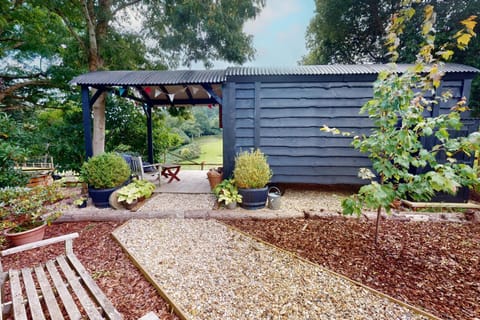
<box><xmin>2</xmin><ymin>218</ymin><xmax>479</xmax><ymax>319</ymax></box>
<box><xmin>1</xmin><ymin>222</ymin><xmax>178</xmax><ymax>320</ymax></box>
<box><xmin>223</xmin><ymin>218</ymin><xmax>480</xmax><ymax>320</ymax></box>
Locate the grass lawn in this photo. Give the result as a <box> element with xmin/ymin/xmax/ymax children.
<box><xmin>183</xmin><ymin>134</ymin><xmax>222</xmax><ymax>170</ymax></box>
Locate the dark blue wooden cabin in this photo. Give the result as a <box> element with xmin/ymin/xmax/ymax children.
<box><xmin>221</xmin><ymin>64</ymin><xmax>479</xmax><ymax>186</ymax></box>
<box><xmin>71</xmin><ymin>64</ymin><xmax>479</xmax><ymax>192</ymax></box>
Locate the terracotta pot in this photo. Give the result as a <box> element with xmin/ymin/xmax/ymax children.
<box><xmin>27</xmin><ymin>175</ymin><xmax>50</xmax><ymax>187</ymax></box>
<box><xmin>207</xmin><ymin>168</ymin><xmax>223</xmax><ymax>190</ymax></box>
<box><xmin>4</xmin><ymin>223</ymin><xmax>47</xmax><ymax>246</ymax></box>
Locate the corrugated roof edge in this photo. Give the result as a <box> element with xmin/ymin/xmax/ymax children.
<box><xmin>69</xmin><ymin>64</ymin><xmax>479</xmax><ymax>86</ymax></box>
<box><xmin>225</xmin><ymin>63</ymin><xmax>480</xmax><ymax>76</ymax></box>
<box><xmin>69</xmin><ymin>69</ymin><xmax>227</xmax><ymax>86</ymax></box>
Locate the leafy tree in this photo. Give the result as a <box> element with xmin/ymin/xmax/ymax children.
<box><xmin>323</xmin><ymin>3</ymin><xmax>479</xmax><ymax>244</ymax></box>
<box><xmin>0</xmin><ymin>2</ymin><xmax>69</xmax><ymax>111</ymax></box>
<box><xmin>36</xmin><ymin>0</ymin><xmax>265</xmax><ymax>155</ymax></box>
<box><xmin>105</xmin><ymin>98</ymin><xmax>183</xmax><ymax>163</ymax></box>
<box><xmin>0</xmin><ymin>113</ymin><xmax>29</xmax><ymax>187</ymax></box>
<box><xmin>303</xmin><ymin>0</ymin><xmax>480</xmax><ymax>112</ymax></box>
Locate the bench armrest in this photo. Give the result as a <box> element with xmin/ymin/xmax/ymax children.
<box><xmin>1</xmin><ymin>233</ymin><xmax>79</xmax><ymax>257</ymax></box>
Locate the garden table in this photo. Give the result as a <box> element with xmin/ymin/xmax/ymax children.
<box><xmin>161</xmin><ymin>164</ymin><xmax>181</xmax><ymax>183</ymax></box>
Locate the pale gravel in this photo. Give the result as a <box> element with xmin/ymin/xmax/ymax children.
<box><xmin>136</xmin><ymin>188</ymin><xmax>350</xmax><ymax>214</ymax></box>
<box><xmin>137</xmin><ymin>193</ymin><xmax>217</xmax><ymax>212</ymax></box>
<box><xmin>113</xmin><ymin>219</ymin><xmax>432</xmax><ymax>320</ymax></box>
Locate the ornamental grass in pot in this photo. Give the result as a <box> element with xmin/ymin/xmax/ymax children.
<box><xmin>233</xmin><ymin>149</ymin><xmax>272</xmax><ymax>210</ymax></box>
<box><xmin>80</xmin><ymin>152</ymin><xmax>131</xmax><ymax>208</ymax></box>
<box><xmin>0</xmin><ymin>184</ymin><xmax>65</xmax><ymax>246</ymax></box>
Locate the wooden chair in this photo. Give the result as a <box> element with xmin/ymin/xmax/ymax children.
<box><xmin>129</xmin><ymin>156</ymin><xmax>162</xmax><ymax>185</ymax></box>
<box><xmin>0</xmin><ymin>233</ymin><xmax>123</xmax><ymax>320</ymax></box>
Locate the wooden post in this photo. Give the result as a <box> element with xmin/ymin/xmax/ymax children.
<box><xmin>81</xmin><ymin>86</ymin><xmax>93</xmax><ymax>159</ymax></box>
<box><xmin>146</xmin><ymin>104</ymin><xmax>154</xmax><ymax>164</ymax></box>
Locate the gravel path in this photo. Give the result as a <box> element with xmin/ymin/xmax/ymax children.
<box><xmin>113</xmin><ymin>219</ymin><xmax>436</xmax><ymax>320</ymax></box>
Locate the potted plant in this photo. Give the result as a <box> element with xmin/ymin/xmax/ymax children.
<box><xmin>116</xmin><ymin>179</ymin><xmax>155</xmax><ymax>210</ymax></box>
<box><xmin>80</xmin><ymin>152</ymin><xmax>131</xmax><ymax>208</ymax></box>
<box><xmin>213</xmin><ymin>178</ymin><xmax>242</xmax><ymax>209</ymax></box>
<box><xmin>233</xmin><ymin>149</ymin><xmax>272</xmax><ymax>210</ymax></box>
<box><xmin>74</xmin><ymin>196</ymin><xmax>88</xmax><ymax>208</ymax></box>
<box><xmin>207</xmin><ymin>167</ymin><xmax>223</xmax><ymax>190</ymax></box>
<box><xmin>0</xmin><ymin>184</ymin><xmax>65</xmax><ymax>246</ymax></box>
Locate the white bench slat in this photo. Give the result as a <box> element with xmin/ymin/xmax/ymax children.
<box><xmin>1</xmin><ymin>271</ymin><xmax>6</xmax><ymax>320</ymax></box>
<box><xmin>9</xmin><ymin>270</ymin><xmax>27</xmax><ymax>320</ymax></box>
<box><xmin>21</xmin><ymin>268</ymin><xmax>45</xmax><ymax>320</ymax></box>
<box><xmin>34</xmin><ymin>265</ymin><xmax>64</xmax><ymax>320</ymax></box>
<box><xmin>56</xmin><ymin>256</ymin><xmax>103</xmax><ymax>320</ymax></box>
<box><xmin>45</xmin><ymin>260</ymin><xmax>81</xmax><ymax>319</ymax></box>
<box><xmin>1</xmin><ymin>233</ymin><xmax>79</xmax><ymax>257</ymax></box>
<box><xmin>67</xmin><ymin>254</ymin><xmax>123</xmax><ymax>319</ymax></box>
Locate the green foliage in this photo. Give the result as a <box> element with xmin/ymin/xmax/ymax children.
<box><xmin>106</xmin><ymin>103</ymin><xmax>182</xmax><ymax>163</ymax></box>
<box><xmin>213</xmin><ymin>178</ymin><xmax>242</xmax><ymax>205</ymax></box>
<box><xmin>233</xmin><ymin>149</ymin><xmax>272</xmax><ymax>189</ymax></box>
<box><xmin>328</xmin><ymin>3</ymin><xmax>479</xmax><ymax>220</ymax></box>
<box><xmin>144</xmin><ymin>0</ymin><xmax>265</xmax><ymax>68</ymax></box>
<box><xmin>0</xmin><ymin>183</ymin><xmax>65</xmax><ymax>232</ymax></box>
<box><xmin>117</xmin><ymin>179</ymin><xmax>155</xmax><ymax>204</ymax></box>
<box><xmin>80</xmin><ymin>152</ymin><xmax>130</xmax><ymax>189</ymax></box>
<box><xmin>175</xmin><ymin>143</ymin><xmax>201</xmax><ymax>161</ymax></box>
<box><xmin>303</xmin><ymin>0</ymin><xmax>480</xmax><ymax>113</ymax></box>
<box><xmin>0</xmin><ymin>113</ymin><xmax>29</xmax><ymax>187</ymax></box>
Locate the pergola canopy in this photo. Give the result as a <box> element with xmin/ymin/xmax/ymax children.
<box><xmin>69</xmin><ymin>69</ymin><xmax>225</xmax><ymax>106</ymax></box>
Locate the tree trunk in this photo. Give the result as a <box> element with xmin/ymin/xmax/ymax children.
<box><xmin>92</xmin><ymin>90</ymin><xmax>106</xmax><ymax>155</ymax></box>
<box><xmin>84</xmin><ymin>0</ymin><xmax>109</xmax><ymax>155</ymax></box>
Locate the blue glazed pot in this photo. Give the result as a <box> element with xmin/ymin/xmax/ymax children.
<box><xmin>238</xmin><ymin>187</ymin><xmax>268</xmax><ymax>210</ymax></box>
<box><xmin>88</xmin><ymin>187</ymin><xmax>118</xmax><ymax>208</ymax></box>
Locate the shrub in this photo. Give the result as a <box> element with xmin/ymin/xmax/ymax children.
<box><xmin>233</xmin><ymin>149</ymin><xmax>272</xmax><ymax>189</ymax></box>
<box><xmin>80</xmin><ymin>152</ymin><xmax>130</xmax><ymax>189</ymax></box>
<box><xmin>177</xmin><ymin>143</ymin><xmax>201</xmax><ymax>160</ymax></box>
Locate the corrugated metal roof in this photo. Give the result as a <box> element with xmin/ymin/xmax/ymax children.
<box><xmin>69</xmin><ymin>64</ymin><xmax>479</xmax><ymax>86</ymax></box>
<box><xmin>69</xmin><ymin>69</ymin><xmax>226</xmax><ymax>86</ymax></box>
<box><xmin>225</xmin><ymin>63</ymin><xmax>479</xmax><ymax>76</ymax></box>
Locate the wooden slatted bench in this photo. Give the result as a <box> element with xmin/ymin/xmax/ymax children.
<box><xmin>1</xmin><ymin>233</ymin><xmax>123</xmax><ymax>320</ymax></box>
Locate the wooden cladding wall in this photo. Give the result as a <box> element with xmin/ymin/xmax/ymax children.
<box><xmin>222</xmin><ymin>74</ymin><xmax>476</xmax><ymax>185</ymax></box>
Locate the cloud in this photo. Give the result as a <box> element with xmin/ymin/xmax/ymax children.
<box><xmin>243</xmin><ymin>0</ymin><xmax>302</xmax><ymax>34</ymax></box>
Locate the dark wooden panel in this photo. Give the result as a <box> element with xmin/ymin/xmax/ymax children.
<box><xmin>441</xmin><ymin>85</ymin><xmax>463</xmax><ymax>98</ymax></box>
<box><xmin>260</xmin><ymin>97</ymin><xmax>369</xmax><ymax>108</ymax></box>
<box><xmin>236</xmin><ymin>128</ymin><xmax>254</xmax><ymax>138</ymax></box>
<box><xmin>268</xmin><ymin>156</ymin><xmax>372</xmax><ymax>167</ymax></box>
<box><xmin>260</xmin><ymin>136</ymin><xmax>355</xmax><ymax>147</ymax></box>
<box><xmin>261</xmin><ymin>146</ymin><xmax>367</xmax><ymax>157</ymax></box>
<box><xmin>271</xmin><ymin>165</ymin><xmax>364</xmax><ymax>176</ymax></box>
<box><xmin>236</xmin><ymin>109</ymin><xmax>254</xmax><ymax>118</ymax></box>
<box><xmin>260</xmin><ymin>127</ymin><xmax>372</xmax><ymax>137</ymax></box>
<box><xmin>271</xmin><ymin>174</ymin><xmax>366</xmax><ymax>185</ymax></box>
<box><xmin>259</xmin><ymin>106</ymin><xmax>367</xmax><ymax>118</ymax></box>
<box><xmin>236</xmin><ymin>118</ymin><xmax>255</xmax><ymax>128</ymax></box>
<box><xmin>260</xmin><ymin>117</ymin><xmax>373</xmax><ymax>128</ymax></box>
<box><xmin>236</xmin><ymin>89</ymin><xmax>255</xmax><ymax>99</ymax></box>
<box><xmin>235</xmin><ymin>138</ymin><xmax>254</xmax><ymax>148</ymax></box>
<box><xmin>236</xmin><ymin>82</ymin><xmax>255</xmax><ymax>89</ymax></box>
<box><xmin>222</xmin><ymin>81</ymin><xmax>237</xmax><ymax>179</ymax></box>
<box><xmin>261</xmin><ymin>81</ymin><xmax>373</xmax><ymax>89</ymax></box>
<box><xmin>236</xmin><ymin>99</ymin><xmax>254</xmax><ymax>109</ymax></box>
<box><xmin>260</xmin><ymin>86</ymin><xmax>373</xmax><ymax>99</ymax></box>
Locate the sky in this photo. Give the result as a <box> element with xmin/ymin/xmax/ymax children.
<box><xmin>243</xmin><ymin>0</ymin><xmax>315</xmax><ymax>67</ymax></box>
<box><xmin>189</xmin><ymin>0</ymin><xmax>316</xmax><ymax>69</ymax></box>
